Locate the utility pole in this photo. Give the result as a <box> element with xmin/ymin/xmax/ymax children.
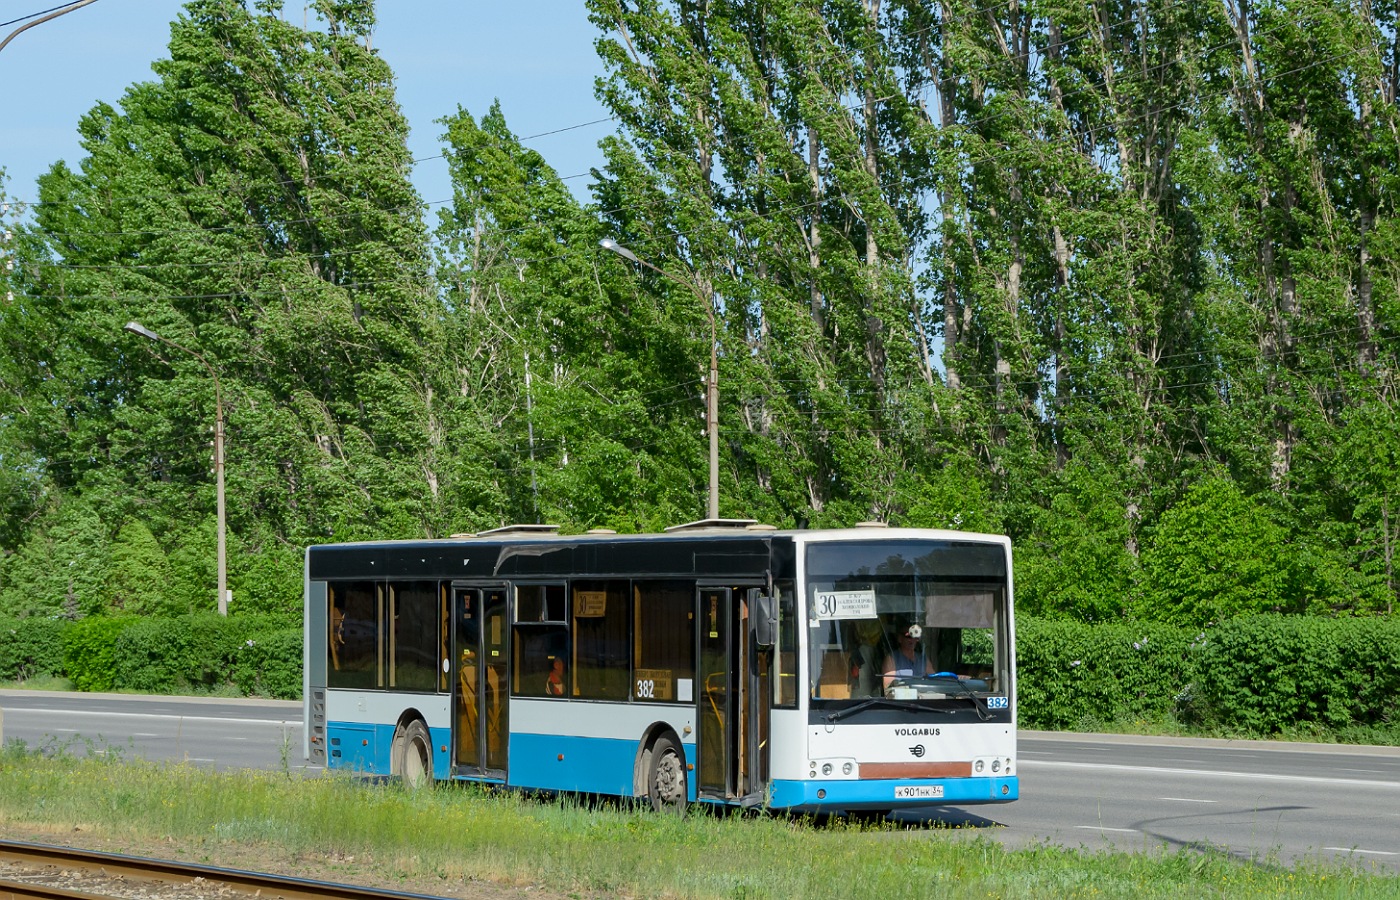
<box><xmin>600</xmin><ymin>239</ymin><xmax>720</xmax><ymax>521</ymax></box>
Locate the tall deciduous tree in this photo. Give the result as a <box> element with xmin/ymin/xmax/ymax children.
<box><xmin>1</xmin><ymin>0</ymin><xmax>436</xmax><ymax>614</ymax></box>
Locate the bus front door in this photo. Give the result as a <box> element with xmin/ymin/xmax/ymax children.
<box><xmin>452</xmin><ymin>585</ymin><xmax>509</xmax><ymax>779</ymax></box>
<box><xmin>698</xmin><ymin>585</ymin><xmax>767</xmax><ymax>804</ymax></box>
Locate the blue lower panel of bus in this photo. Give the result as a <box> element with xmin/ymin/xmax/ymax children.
<box><xmin>327</xmin><ymin>722</ymin><xmax>389</xmax><ymax>774</ymax></box>
<box><xmin>769</xmin><ymin>775</ymin><xmax>1019</xmax><ymax>809</ymax></box>
<box><xmin>325</xmin><ymin>722</ymin><xmax>453</xmax><ymax>781</ymax></box>
<box><xmin>508</xmin><ymin>732</ymin><xmax>696</xmax><ymax>801</ymax></box>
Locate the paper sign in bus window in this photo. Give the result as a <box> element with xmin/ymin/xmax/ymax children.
<box><xmin>635</xmin><ymin>668</ymin><xmax>673</xmax><ymax>701</ymax></box>
<box><xmin>813</xmin><ymin>588</ymin><xmax>877</xmax><ymax>620</ymax></box>
<box><xmin>573</xmin><ymin>590</ymin><xmax>607</xmax><ymax>617</ymax></box>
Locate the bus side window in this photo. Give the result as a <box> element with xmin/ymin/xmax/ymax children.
<box><xmin>633</xmin><ymin>581</ymin><xmax>695</xmax><ymax>703</ymax></box>
<box><xmin>328</xmin><ymin>580</ymin><xmax>380</xmax><ymax>689</ymax></box>
<box><xmin>512</xmin><ymin>584</ymin><xmax>568</xmax><ymax>697</ymax></box>
<box><xmin>572</xmin><ymin>580</ymin><xmax>629</xmax><ymax>699</ymax></box>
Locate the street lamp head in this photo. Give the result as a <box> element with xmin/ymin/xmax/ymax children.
<box><xmin>599</xmin><ymin>238</ymin><xmax>640</xmax><ymax>266</ymax></box>
<box><xmin>123</xmin><ymin>321</ymin><xmax>160</xmax><ymax>342</ymax></box>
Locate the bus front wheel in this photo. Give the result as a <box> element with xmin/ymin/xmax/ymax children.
<box><xmin>393</xmin><ymin>720</ymin><xmax>434</xmax><ymax>789</ymax></box>
<box><xmin>647</xmin><ymin>734</ymin><xmax>687</xmax><ymax>815</ymax></box>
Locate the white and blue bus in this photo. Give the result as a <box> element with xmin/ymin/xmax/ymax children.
<box><xmin>303</xmin><ymin>521</ymin><xmax>1017</xmax><ymax>813</ymax></box>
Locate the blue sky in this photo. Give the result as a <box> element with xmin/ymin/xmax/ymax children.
<box><xmin>1</xmin><ymin>1</ymin><xmax>613</xmax><ymax>208</ymax></box>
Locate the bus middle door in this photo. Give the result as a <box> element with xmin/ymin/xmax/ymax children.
<box><xmin>452</xmin><ymin>585</ymin><xmax>509</xmax><ymax>779</ymax></box>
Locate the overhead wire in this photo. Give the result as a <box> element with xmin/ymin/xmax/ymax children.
<box><xmin>0</xmin><ymin>1</ymin><xmax>93</xmax><ymax>30</ymax></box>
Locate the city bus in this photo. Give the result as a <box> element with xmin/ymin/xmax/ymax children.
<box><xmin>302</xmin><ymin>521</ymin><xmax>1017</xmax><ymax>813</ymax></box>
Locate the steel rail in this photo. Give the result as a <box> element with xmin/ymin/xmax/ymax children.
<box><xmin>0</xmin><ymin>839</ymin><xmax>451</xmax><ymax>899</ymax></box>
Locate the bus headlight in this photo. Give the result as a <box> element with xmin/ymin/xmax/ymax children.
<box><xmin>974</xmin><ymin>756</ymin><xmax>1012</xmax><ymax>776</ymax></box>
<box><xmin>809</xmin><ymin>758</ymin><xmax>859</xmax><ymax>779</ymax></box>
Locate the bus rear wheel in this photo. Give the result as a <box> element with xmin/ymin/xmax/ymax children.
<box><xmin>393</xmin><ymin>720</ymin><xmax>433</xmax><ymax>789</ymax></box>
<box><xmin>647</xmin><ymin>734</ymin><xmax>687</xmax><ymax>815</ymax></box>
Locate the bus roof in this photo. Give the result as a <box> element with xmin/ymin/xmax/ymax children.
<box><xmin>304</xmin><ymin>526</ymin><xmax>1009</xmax><ymax>582</ymax></box>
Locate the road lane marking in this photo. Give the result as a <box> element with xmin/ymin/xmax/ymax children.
<box><xmin>5</xmin><ymin>710</ymin><xmax>298</xmax><ymax>727</ymax></box>
<box><xmin>1324</xmin><ymin>848</ymin><xmax>1396</xmax><ymax>856</ymax></box>
<box><xmin>1076</xmin><ymin>826</ymin><xmax>1137</xmax><ymax>833</ymax></box>
<box><xmin>1158</xmin><ymin>797</ymin><xmax>1218</xmax><ymax>803</ymax></box>
<box><xmin>1023</xmin><ymin>759</ymin><xmax>1400</xmax><ymax>790</ymax></box>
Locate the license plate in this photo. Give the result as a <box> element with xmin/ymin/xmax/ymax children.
<box><xmin>894</xmin><ymin>785</ymin><xmax>944</xmax><ymax>799</ymax></box>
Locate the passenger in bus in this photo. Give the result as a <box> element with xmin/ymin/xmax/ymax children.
<box><xmin>329</xmin><ymin>605</ymin><xmax>345</xmax><ymax>670</ymax></box>
<box><xmin>849</xmin><ymin>620</ymin><xmax>885</xmax><ymax>697</ymax></box>
<box><xmin>546</xmin><ymin>657</ymin><xmax>566</xmax><ymax>696</ymax></box>
<box><xmin>883</xmin><ymin>623</ymin><xmax>934</xmax><ymax>689</ymax></box>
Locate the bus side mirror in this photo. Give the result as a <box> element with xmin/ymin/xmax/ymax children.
<box><xmin>749</xmin><ymin>589</ymin><xmax>776</xmax><ymax>647</ymax></box>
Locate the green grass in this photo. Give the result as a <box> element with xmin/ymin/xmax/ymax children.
<box><xmin>0</xmin><ymin>744</ymin><xmax>1396</xmax><ymax>899</ymax></box>
<box><xmin>0</xmin><ymin>674</ymin><xmax>75</xmax><ymax>692</ymax></box>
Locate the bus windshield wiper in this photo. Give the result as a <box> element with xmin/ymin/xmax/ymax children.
<box><xmin>917</xmin><ymin>675</ymin><xmax>994</xmax><ymax>721</ymax></box>
<box><xmin>824</xmin><ymin>697</ymin><xmax>955</xmax><ymax>723</ymax></box>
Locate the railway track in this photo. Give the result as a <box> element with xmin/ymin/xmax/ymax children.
<box><xmin>0</xmin><ymin>839</ymin><xmax>451</xmax><ymax>899</ymax></box>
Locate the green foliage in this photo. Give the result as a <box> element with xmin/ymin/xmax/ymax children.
<box><xmin>108</xmin><ymin>615</ymin><xmax>233</xmax><ymax>693</ymax></box>
<box><xmin>0</xmin><ymin>497</ymin><xmax>110</xmax><ymax>619</ymax></box>
<box><xmin>60</xmin><ymin>613</ymin><xmax>299</xmax><ymax>696</ymax></box>
<box><xmin>228</xmin><ymin>626</ymin><xmax>303</xmax><ymax>699</ymax></box>
<box><xmin>107</xmin><ymin>520</ymin><xmax>175</xmax><ymax>616</ymax></box>
<box><xmin>1016</xmin><ymin>463</ymin><xmax>1140</xmax><ymax>621</ymax></box>
<box><xmin>1191</xmin><ymin>616</ymin><xmax>1400</xmax><ymax>736</ymax></box>
<box><xmin>1138</xmin><ymin>478</ymin><xmax>1297</xmax><ymax>625</ymax></box>
<box><xmin>0</xmin><ymin>617</ymin><xmax>67</xmax><ymax>681</ymax></box>
<box><xmin>63</xmin><ymin>616</ymin><xmax>140</xmax><ymax>692</ymax></box>
<box><xmin>3</xmin><ymin>0</ymin><xmax>1400</xmax><ymax>630</ymax></box>
<box><xmin>1016</xmin><ymin>615</ymin><xmax>1400</xmax><ymax>740</ymax></box>
<box><xmin>1016</xmin><ymin>619</ymin><xmax>1198</xmax><ymax>732</ymax></box>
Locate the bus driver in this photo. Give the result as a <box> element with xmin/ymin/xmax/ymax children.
<box><xmin>883</xmin><ymin>623</ymin><xmax>934</xmax><ymax>689</ymax></box>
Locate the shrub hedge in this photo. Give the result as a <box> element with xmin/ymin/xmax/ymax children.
<box><xmin>0</xmin><ymin>614</ymin><xmax>301</xmax><ymax>699</ymax></box>
<box><xmin>1016</xmin><ymin>615</ymin><xmax>1400</xmax><ymax>739</ymax></box>
<box><xmin>1</xmin><ymin>613</ymin><xmax>1397</xmax><ymax>740</ymax></box>
<box><xmin>0</xmin><ymin>617</ymin><xmax>66</xmax><ymax>682</ymax></box>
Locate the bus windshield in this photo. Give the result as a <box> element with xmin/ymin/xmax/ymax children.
<box><xmin>805</xmin><ymin>540</ymin><xmax>1010</xmax><ymax>705</ymax></box>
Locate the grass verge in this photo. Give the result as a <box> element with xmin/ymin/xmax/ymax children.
<box><xmin>0</xmin><ymin>743</ymin><xmax>1396</xmax><ymax>899</ymax></box>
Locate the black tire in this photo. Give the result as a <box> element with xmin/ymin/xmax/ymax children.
<box><xmin>646</xmin><ymin>734</ymin><xmax>687</xmax><ymax>815</ymax></box>
<box><xmin>393</xmin><ymin>720</ymin><xmax>434</xmax><ymax>789</ymax></box>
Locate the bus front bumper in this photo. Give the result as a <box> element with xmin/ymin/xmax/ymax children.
<box><xmin>767</xmin><ymin>775</ymin><xmax>1018</xmax><ymax>809</ymax></box>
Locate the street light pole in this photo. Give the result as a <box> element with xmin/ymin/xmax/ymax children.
<box><xmin>0</xmin><ymin>0</ymin><xmax>103</xmax><ymax>55</ymax></box>
<box><xmin>600</xmin><ymin>239</ymin><xmax>719</xmax><ymax>520</ymax></box>
<box><xmin>123</xmin><ymin>321</ymin><xmax>228</xmax><ymax>616</ymax></box>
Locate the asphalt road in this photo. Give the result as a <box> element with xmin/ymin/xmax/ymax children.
<box><xmin>2</xmin><ymin>690</ymin><xmax>1397</xmax><ymax>871</ymax></box>
<box><xmin>0</xmin><ymin>689</ymin><xmax>304</xmax><ymax>772</ymax></box>
<box><xmin>907</xmin><ymin>732</ymin><xmax>1400</xmax><ymax>871</ymax></box>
